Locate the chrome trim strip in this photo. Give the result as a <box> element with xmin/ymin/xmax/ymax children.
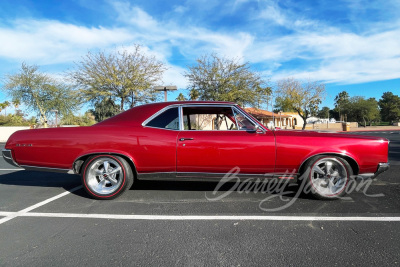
<box><xmin>142</xmin><ymin>103</ymin><xmax>237</xmax><ymax>128</ymax></box>
<box><xmin>179</xmin><ymin>104</ymin><xmax>263</xmax><ymax>132</ymax></box>
<box><xmin>179</xmin><ymin>105</ymin><xmax>184</xmax><ymax>131</ymax></box>
<box><xmin>138</xmin><ymin>172</ymin><xmax>298</xmax><ymax>182</ymax></box>
<box><xmin>19</xmin><ymin>165</ymin><xmax>74</xmax><ymax>174</ymax></box>
<box><xmin>2</xmin><ymin>149</ymin><xmax>20</xmax><ymax>168</ymax></box>
<box><xmin>231</xmin><ymin>106</ymin><xmax>240</xmax><ymax>130</ymax></box>
<box><xmin>141</xmin><ymin>103</ymin><xmax>267</xmax><ymax>133</ymax></box>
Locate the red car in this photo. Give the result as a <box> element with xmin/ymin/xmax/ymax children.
<box><xmin>2</xmin><ymin>101</ymin><xmax>389</xmax><ymax>200</ymax></box>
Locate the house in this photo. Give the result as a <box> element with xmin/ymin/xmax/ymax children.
<box><xmin>244</xmin><ymin>108</ymin><xmax>295</xmax><ymax>129</ymax></box>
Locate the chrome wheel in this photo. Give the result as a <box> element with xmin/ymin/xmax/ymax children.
<box><xmin>310</xmin><ymin>157</ymin><xmax>348</xmax><ymax>197</ymax></box>
<box><xmin>86</xmin><ymin>157</ymin><xmax>123</xmax><ymax>195</ymax></box>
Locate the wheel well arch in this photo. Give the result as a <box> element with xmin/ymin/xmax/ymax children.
<box><xmin>298</xmin><ymin>153</ymin><xmax>359</xmax><ymax>175</ymax></box>
<box><xmin>73</xmin><ymin>153</ymin><xmax>138</xmax><ymax>178</ymax></box>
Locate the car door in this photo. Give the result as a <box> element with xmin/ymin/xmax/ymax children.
<box><xmin>139</xmin><ymin>106</ymin><xmax>180</xmax><ymax>173</ymax></box>
<box><xmin>176</xmin><ymin>105</ymin><xmax>276</xmax><ymax>176</ymax></box>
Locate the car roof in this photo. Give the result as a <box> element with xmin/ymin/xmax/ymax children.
<box><xmin>95</xmin><ymin>101</ymin><xmax>237</xmax><ymax>127</ymax></box>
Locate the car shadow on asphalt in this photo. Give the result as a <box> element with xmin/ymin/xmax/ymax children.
<box><xmin>0</xmin><ymin>171</ymin><xmax>81</xmax><ymax>191</ymax></box>
<box><xmin>0</xmin><ymin>170</ymin><xmax>316</xmax><ymax>201</ymax></box>
<box><xmin>130</xmin><ymin>179</ymin><xmax>316</xmax><ymax>200</ymax></box>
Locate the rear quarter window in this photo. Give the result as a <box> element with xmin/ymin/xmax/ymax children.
<box><xmin>145</xmin><ymin>107</ymin><xmax>180</xmax><ymax>130</ymax></box>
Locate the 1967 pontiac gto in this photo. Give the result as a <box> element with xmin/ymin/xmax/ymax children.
<box><xmin>2</xmin><ymin>101</ymin><xmax>389</xmax><ymax>200</ymax></box>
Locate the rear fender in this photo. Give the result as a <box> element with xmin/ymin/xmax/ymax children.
<box><xmin>72</xmin><ymin>150</ymin><xmax>138</xmax><ymax>175</ymax></box>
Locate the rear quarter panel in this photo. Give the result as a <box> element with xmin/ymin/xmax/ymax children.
<box><xmin>5</xmin><ymin>126</ymin><xmax>178</xmax><ymax>172</ymax></box>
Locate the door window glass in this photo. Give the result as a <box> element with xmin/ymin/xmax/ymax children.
<box><xmin>182</xmin><ymin>106</ymin><xmax>238</xmax><ymax>130</ymax></box>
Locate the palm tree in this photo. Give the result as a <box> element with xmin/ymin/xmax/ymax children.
<box><xmin>189</xmin><ymin>89</ymin><xmax>199</xmax><ymax>100</ymax></box>
<box><xmin>3</xmin><ymin>101</ymin><xmax>10</xmax><ymax>116</ymax></box>
<box><xmin>176</xmin><ymin>93</ymin><xmax>187</xmax><ymax>101</ymax></box>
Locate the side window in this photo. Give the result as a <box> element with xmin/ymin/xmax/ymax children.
<box><xmin>232</xmin><ymin>108</ymin><xmax>257</xmax><ymax>131</ymax></box>
<box><xmin>146</xmin><ymin>107</ymin><xmax>180</xmax><ymax>130</ymax></box>
<box><xmin>182</xmin><ymin>106</ymin><xmax>238</xmax><ymax>131</ymax></box>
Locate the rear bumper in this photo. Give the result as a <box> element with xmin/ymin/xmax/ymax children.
<box><xmin>357</xmin><ymin>162</ymin><xmax>390</xmax><ymax>179</ymax></box>
<box><xmin>2</xmin><ymin>149</ymin><xmax>20</xmax><ymax>168</ymax></box>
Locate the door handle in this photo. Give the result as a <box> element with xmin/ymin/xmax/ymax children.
<box><xmin>179</xmin><ymin>138</ymin><xmax>194</xmax><ymax>141</ymax></box>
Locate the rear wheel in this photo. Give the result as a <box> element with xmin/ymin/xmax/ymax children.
<box><xmin>305</xmin><ymin>156</ymin><xmax>353</xmax><ymax>200</ymax></box>
<box><xmin>82</xmin><ymin>155</ymin><xmax>133</xmax><ymax>200</ymax></box>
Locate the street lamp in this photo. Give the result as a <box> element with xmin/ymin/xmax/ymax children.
<box><xmin>154</xmin><ymin>86</ymin><xmax>177</xmax><ymax>101</ymax></box>
<box><xmin>51</xmin><ymin>110</ymin><xmax>58</xmax><ymax>127</ymax></box>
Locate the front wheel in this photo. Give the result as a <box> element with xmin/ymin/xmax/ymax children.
<box><xmin>82</xmin><ymin>155</ymin><xmax>133</xmax><ymax>200</ymax></box>
<box><xmin>305</xmin><ymin>156</ymin><xmax>353</xmax><ymax>200</ymax></box>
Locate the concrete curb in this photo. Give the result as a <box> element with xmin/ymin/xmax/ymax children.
<box><xmin>339</xmin><ymin>129</ymin><xmax>400</xmax><ymax>133</ymax></box>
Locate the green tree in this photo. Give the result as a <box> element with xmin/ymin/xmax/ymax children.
<box><xmin>70</xmin><ymin>45</ymin><xmax>166</xmax><ymax>111</ymax></box>
<box><xmin>0</xmin><ymin>102</ymin><xmax>5</xmax><ymax>115</ymax></box>
<box><xmin>12</xmin><ymin>99</ymin><xmax>20</xmax><ymax>109</ymax></box>
<box><xmin>89</xmin><ymin>98</ymin><xmax>121</xmax><ymax>122</ymax></box>
<box><xmin>344</xmin><ymin>96</ymin><xmax>380</xmax><ymax>126</ymax></box>
<box><xmin>275</xmin><ymin>78</ymin><xmax>325</xmax><ymax>130</ymax></box>
<box><xmin>62</xmin><ymin>112</ymin><xmax>97</xmax><ymax>126</ymax></box>
<box><xmin>184</xmin><ymin>53</ymin><xmax>270</xmax><ymax>107</ymax></box>
<box><xmin>378</xmin><ymin>92</ymin><xmax>400</xmax><ymax>122</ymax></box>
<box><xmin>2</xmin><ymin>101</ymin><xmax>10</xmax><ymax>115</ymax></box>
<box><xmin>317</xmin><ymin>106</ymin><xmax>330</xmax><ymax>118</ymax></box>
<box><xmin>176</xmin><ymin>93</ymin><xmax>187</xmax><ymax>101</ymax></box>
<box><xmin>2</xmin><ymin>63</ymin><xmax>81</xmax><ymax>128</ymax></box>
<box><xmin>334</xmin><ymin>91</ymin><xmax>350</xmax><ymax>120</ymax></box>
<box><xmin>189</xmin><ymin>88</ymin><xmax>199</xmax><ymax>100</ymax></box>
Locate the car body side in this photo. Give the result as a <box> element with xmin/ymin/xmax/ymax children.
<box><xmin>3</xmin><ymin>101</ymin><xmax>389</xmax><ymax>179</ymax></box>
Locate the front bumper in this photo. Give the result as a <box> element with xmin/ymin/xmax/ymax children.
<box><xmin>375</xmin><ymin>162</ymin><xmax>390</xmax><ymax>177</ymax></box>
<box><xmin>2</xmin><ymin>149</ymin><xmax>20</xmax><ymax>168</ymax></box>
<box><xmin>358</xmin><ymin>162</ymin><xmax>390</xmax><ymax>179</ymax></box>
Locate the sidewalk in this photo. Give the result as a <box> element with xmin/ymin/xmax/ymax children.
<box><xmin>302</xmin><ymin>125</ymin><xmax>400</xmax><ymax>133</ymax></box>
<box><xmin>346</xmin><ymin>126</ymin><xmax>400</xmax><ymax>132</ymax></box>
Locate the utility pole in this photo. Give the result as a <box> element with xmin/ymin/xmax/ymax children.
<box><xmin>154</xmin><ymin>86</ymin><xmax>177</xmax><ymax>101</ymax></box>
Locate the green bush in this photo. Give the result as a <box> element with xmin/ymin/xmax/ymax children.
<box><xmin>61</xmin><ymin>112</ymin><xmax>96</xmax><ymax>126</ymax></box>
<box><xmin>0</xmin><ymin>114</ymin><xmax>35</xmax><ymax>126</ymax></box>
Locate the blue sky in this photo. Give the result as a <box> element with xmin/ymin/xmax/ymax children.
<box><xmin>0</xmin><ymin>0</ymin><xmax>399</xmax><ymax>110</ymax></box>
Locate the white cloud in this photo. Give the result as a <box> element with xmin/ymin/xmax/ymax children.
<box><xmin>0</xmin><ymin>1</ymin><xmax>399</xmax><ymax>87</ymax></box>
<box><xmin>258</xmin><ymin>3</ymin><xmax>287</xmax><ymax>25</ymax></box>
<box><xmin>0</xmin><ymin>19</ymin><xmax>133</xmax><ymax>64</ymax></box>
<box><xmin>112</xmin><ymin>2</ymin><xmax>158</xmax><ymax>29</ymax></box>
<box><xmin>162</xmin><ymin>65</ymin><xmax>188</xmax><ymax>89</ymax></box>
<box><xmin>173</xmin><ymin>5</ymin><xmax>188</xmax><ymax>14</ymax></box>
<box><xmin>244</xmin><ymin>0</ymin><xmax>400</xmax><ymax>84</ymax></box>
<box><xmin>251</xmin><ymin>26</ymin><xmax>400</xmax><ymax>84</ymax></box>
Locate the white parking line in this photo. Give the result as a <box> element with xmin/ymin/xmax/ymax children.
<box><xmin>0</xmin><ymin>185</ymin><xmax>82</xmax><ymax>225</ymax></box>
<box><xmin>0</xmin><ymin>212</ymin><xmax>399</xmax><ymax>222</ymax></box>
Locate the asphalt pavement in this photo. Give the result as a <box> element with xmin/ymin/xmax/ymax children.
<box><xmin>0</xmin><ymin>131</ymin><xmax>399</xmax><ymax>266</ymax></box>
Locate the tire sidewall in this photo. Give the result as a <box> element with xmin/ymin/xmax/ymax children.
<box><xmin>306</xmin><ymin>156</ymin><xmax>353</xmax><ymax>200</ymax></box>
<box><xmin>82</xmin><ymin>155</ymin><xmax>132</xmax><ymax>200</ymax></box>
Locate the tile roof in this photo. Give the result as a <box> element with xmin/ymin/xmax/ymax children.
<box><xmin>244</xmin><ymin>108</ymin><xmax>291</xmax><ymax>118</ymax></box>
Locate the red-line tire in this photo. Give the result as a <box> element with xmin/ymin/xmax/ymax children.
<box><xmin>304</xmin><ymin>156</ymin><xmax>353</xmax><ymax>200</ymax></box>
<box><xmin>81</xmin><ymin>155</ymin><xmax>133</xmax><ymax>200</ymax></box>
